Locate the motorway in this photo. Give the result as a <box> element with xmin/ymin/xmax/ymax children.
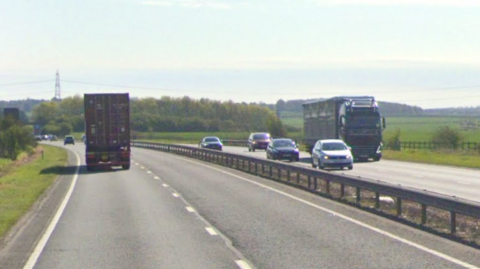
<box><xmin>1</xmin><ymin>142</ymin><xmax>480</xmax><ymax>269</ymax></box>
<box><xmin>216</xmin><ymin>145</ymin><xmax>480</xmax><ymax>203</ymax></box>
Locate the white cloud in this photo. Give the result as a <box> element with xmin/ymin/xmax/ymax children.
<box><xmin>308</xmin><ymin>0</ymin><xmax>480</xmax><ymax>7</ymax></box>
<box><xmin>140</xmin><ymin>0</ymin><xmax>232</xmax><ymax>9</ymax></box>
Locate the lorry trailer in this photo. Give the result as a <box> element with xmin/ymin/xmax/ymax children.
<box><xmin>303</xmin><ymin>96</ymin><xmax>386</xmax><ymax>161</ymax></box>
<box><xmin>84</xmin><ymin>93</ymin><xmax>130</xmax><ymax>171</ymax></box>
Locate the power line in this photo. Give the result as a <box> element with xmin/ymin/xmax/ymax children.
<box><xmin>0</xmin><ymin>91</ymin><xmax>54</xmax><ymax>99</ymax></box>
<box><xmin>62</xmin><ymin>80</ymin><xmax>179</xmax><ymax>93</ymax></box>
<box><xmin>0</xmin><ymin>80</ymin><xmax>53</xmax><ymax>87</ymax></box>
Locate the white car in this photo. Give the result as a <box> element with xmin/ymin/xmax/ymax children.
<box><xmin>311</xmin><ymin>139</ymin><xmax>353</xmax><ymax>170</ymax></box>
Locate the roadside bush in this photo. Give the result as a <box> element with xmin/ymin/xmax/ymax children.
<box><xmin>386</xmin><ymin>128</ymin><xmax>401</xmax><ymax>151</ymax></box>
<box><xmin>0</xmin><ymin>121</ymin><xmax>35</xmax><ymax>160</ymax></box>
<box><xmin>431</xmin><ymin>126</ymin><xmax>464</xmax><ymax>150</ymax></box>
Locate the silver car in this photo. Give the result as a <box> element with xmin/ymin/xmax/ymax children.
<box><xmin>311</xmin><ymin>139</ymin><xmax>353</xmax><ymax>170</ymax></box>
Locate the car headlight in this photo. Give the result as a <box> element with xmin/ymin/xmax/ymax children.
<box><xmin>252</xmin><ymin>141</ymin><xmax>256</xmax><ymax>144</ymax></box>
<box><xmin>322</xmin><ymin>155</ymin><xmax>329</xmax><ymax>159</ymax></box>
<box><xmin>346</xmin><ymin>155</ymin><xmax>352</xmax><ymax>159</ymax></box>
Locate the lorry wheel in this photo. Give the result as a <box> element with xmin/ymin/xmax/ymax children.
<box><xmin>86</xmin><ymin>165</ymin><xmax>94</xmax><ymax>172</ymax></box>
<box><xmin>248</xmin><ymin>147</ymin><xmax>251</xmax><ymax>152</ymax></box>
<box><xmin>122</xmin><ymin>164</ymin><xmax>130</xmax><ymax>170</ymax></box>
<box><xmin>348</xmin><ymin>166</ymin><xmax>353</xmax><ymax>170</ymax></box>
<box><xmin>252</xmin><ymin>148</ymin><xmax>255</xmax><ymax>152</ymax></box>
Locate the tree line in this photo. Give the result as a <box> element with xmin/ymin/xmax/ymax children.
<box><xmin>130</xmin><ymin>96</ymin><xmax>285</xmax><ymax>134</ymax></box>
<box><xmin>6</xmin><ymin>95</ymin><xmax>287</xmax><ymax>137</ymax></box>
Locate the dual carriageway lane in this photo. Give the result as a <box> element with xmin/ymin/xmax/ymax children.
<box><xmin>1</xmin><ymin>142</ymin><xmax>480</xmax><ymax>268</ymax></box>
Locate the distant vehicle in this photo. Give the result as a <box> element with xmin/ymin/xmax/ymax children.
<box><xmin>81</xmin><ymin>134</ymin><xmax>86</xmax><ymax>143</ymax></box>
<box><xmin>42</xmin><ymin>135</ymin><xmax>49</xmax><ymax>140</ymax></box>
<box><xmin>266</xmin><ymin>138</ymin><xmax>300</xmax><ymax>161</ymax></box>
<box><xmin>34</xmin><ymin>135</ymin><xmax>42</xmax><ymax>141</ymax></box>
<box><xmin>311</xmin><ymin>139</ymin><xmax>353</xmax><ymax>170</ymax></box>
<box><xmin>199</xmin><ymin>136</ymin><xmax>223</xmax><ymax>151</ymax></box>
<box><xmin>303</xmin><ymin>96</ymin><xmax>385</xmax><ymax>161</ymax></box>
<box><xmin>84</xmin><ymin>93</ymin><xmax>130</xmax><ymax>171</ymax></box>
<box><xmin>64</xmin><ymin>135</ymin><xmax>75</xmax><ymax>145</ymax></box>
<box><xmin>50</xmin><ymin>135</ymin><xmax>58</xmax><ymax>141</ymax></box>
<box><xmin>248</xmin><ymin>132</ymin><xmax>271</xmax><ymax>152</ymax></box>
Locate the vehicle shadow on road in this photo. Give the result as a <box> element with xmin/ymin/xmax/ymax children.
<box><xmin>40</xmin><ymin>165</ymin><xmax>122</xmax><ymax>175</ymax></box>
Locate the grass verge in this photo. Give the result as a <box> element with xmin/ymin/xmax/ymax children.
<box><xmin>382</xmin><ymin>149</ymin><xmax>480</xmax><ymax>169</ymax></box>
<box><xmin>0</xmin><ymin>145</ymin><xmax>67</xmax><ymax>238</ymax></box>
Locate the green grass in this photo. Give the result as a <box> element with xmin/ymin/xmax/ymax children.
<box><xmin>133</xmin><ymin>131</ymin><xmax>303</xmax><ymax>144</ymax></box>
<box><xmin>0</xmin><ymin>145</ymin><xmax>68</xmax><ymax>238</ymax></box>
<box><xmin>384</xmin><ymin>117</ymin><xmax>480</xmax><ymax>142</ymax></box>
<box><xmin>383</xmin><ymin>149</ymin><xmax>480</xmax><ymax>169</ymax></box>
<box><xmin>279</xmin><ymin>115</ymin><xmax>480</xmax><ymax>142</ymax></box>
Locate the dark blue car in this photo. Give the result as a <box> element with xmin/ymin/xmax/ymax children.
<box><xmin>199</xmin><ymin>136</ymin><xmax>223</xmax><ymax>151</ymax></box>
<box><xmin>266</xmin><ymin>138</ymin><xmax>300</xmax><ymax>162</ymax></box>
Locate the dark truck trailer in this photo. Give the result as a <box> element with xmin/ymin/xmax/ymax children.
<box><xmin>303</xmin><ymin>96</ymin><xmax>386</xmax><ymax>161</ymax></box>
<box><xmin>84</xmin><ymin>93</ymin><xmax>130</xmax><ymax>171</ymax></box>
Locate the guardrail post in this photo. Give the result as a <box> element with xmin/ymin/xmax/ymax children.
<box><xmin>287</xmin><ymin>170</ymin><xmax>291</xmax><ymax>182</ymax></box>
<box><xmin>340</xmin><ymin>184</ymin><xmax>345</xmax><ymax>198</ymax></box>
<box><xmin>277</xmin><ymin>168</ymin><xmax>281</xmax><ymax>180</ymax></box>
<box><xmin>269</xmin><ymin>166</ymin><xmax>273</xmax><ymax>177</ymax></box>
<box><xmin>356</xmin><ymin>188</ymin><xmax>361</xmax><ymax>204</ymax></box>
<box><xmin>375</xmin><ymin>192</ymin><xmax>380</xmax><ymax>209</ymax></box>
<box><xmin>262</xmin><ymin>164</ymin><xmax>265</xmax><ymax>175</ymax></box>
<box><xmin>450</xmin><ymin>212</ymin><xmax>457</xmax><ymax>234</ymax></box>
<box><xmin>308</xmin><ymin>176</ymin><xmax>311</xmax><ymax>189</ymax></box>
<box><xmin>325</xmin><ymin>180</ymin><xmax>330</xmax><ymax>195</ymax></box>
<box><xmin>248</xmin><ymin>161</ymin><xmax>251</xmax><ymax>172</ymax></box>
<box><xmin>296</xmin><ymin>173</ymin><xmax>300</xmax><ymax>184</ymax></box>
<box><xmin>254</xmin><ymin>163</ymin><xmax>258</xmax><ymax>175</ymax></box>
<box><xmin>397</xmin><ymin>198</ymin><xmax>402</xmax><ymax>216</ymax></box>
<box><xmin>421</xmin><ymin>204</ymin><xmax>427</xmax><ymax>225</ymax></box>
<box><xmin>314</xmin><ymin>177</ymin><xmax>318</xmax><ymax>190</ymax></box>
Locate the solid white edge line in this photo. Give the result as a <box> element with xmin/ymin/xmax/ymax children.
<box><xmin>235</xmin><ymin>260</ymin><xmax>252</xmax><ymax>269</ymax></box>
<box><xmin>172</xmin><ymin>193</ymin><xmax>179</xmax><ymax>198</ymax></box>
<box><xmin>171</xmin><ymin>154</ymin><xmax>480</xmax><ymax>269</ymax></box>
<box><xmin>205</xmin><ymin>227</ymin><xmax>218</xmax><ymax>236</ymax></box>
<box><xmin>22</xmin><ymin>150</ymin><xmax>81</xmax><ymax>269</ymax></box>
<box><xmin>186</xmin><ymin>207</ymin><xmax>195</xmax><ymax>213</ymax></box>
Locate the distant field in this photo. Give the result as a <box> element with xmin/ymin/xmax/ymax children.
<box><xmin>280</xmin><ymin>115</ymin><xmax>480</xmax><ymax>142</ymax></box>
<box><xmin>134</xmin><ymin>131</ymin><xmax>303</xmax><ymax>144</ymax></box>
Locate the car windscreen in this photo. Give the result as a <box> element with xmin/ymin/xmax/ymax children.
<box><xmin>253</xmin><ymin>134</ymin><xmax>270</xmax><ymax>140</ymax></box>
<box><xmin>321</xmin><ymin>143</ymin><xmax>347</xmax><ymax>151</ymax></box>
<box><xmin>205</xmin><ymin>137</ymin><xmax>220</xmax><ymax>142</ymax></box>
<box><xmin>273</xmin><ymin>140</ymin><xmax>295</xmax><ymax>148</ymax></box>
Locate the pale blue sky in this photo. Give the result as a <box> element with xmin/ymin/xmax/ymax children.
<box><xmin>1</xmin><ymin>0</ymin><xmax>480</xmax><ymax>108</ymax></box>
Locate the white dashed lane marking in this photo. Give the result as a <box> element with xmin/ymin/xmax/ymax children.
<box><xmin>205</xmin><ymin>227</ymin><xmax>218</xmax><ymax>236</ymax></box>
<box><xmin>172</xmin><ymin>193</ymin><xmax>179</xmax><ymax>198</ymax></box>
<box><xmin>186</xmin><ymin>207</ymin><xmax>195</xmax><ymax>213</ymax></box>
<box><xmin>235</xmin><ymin>260</ymin><xmax>253</xmax><ymax>269</ymax></box>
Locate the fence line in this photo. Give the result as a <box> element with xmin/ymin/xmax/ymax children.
<box><xmin>386</xmin><ymin>141</ymin><xmax>479</xmax><ymax>151</ymax></box>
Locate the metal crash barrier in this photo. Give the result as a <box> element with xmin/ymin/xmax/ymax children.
<box><xmin>132</xmin><ymin>141</ymin><xmax>480</xmax><ymax>246</ymax></box>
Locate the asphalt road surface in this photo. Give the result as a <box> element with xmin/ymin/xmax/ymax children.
<box><xmin>218</xmin><ymin>145</ymin><xmax>480</xmax><ymax>203</ymax></box>
<box><xmin>1</xmin><ymin>142</ymin><xmax>480</xmax><ymax>269</ymax></box>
